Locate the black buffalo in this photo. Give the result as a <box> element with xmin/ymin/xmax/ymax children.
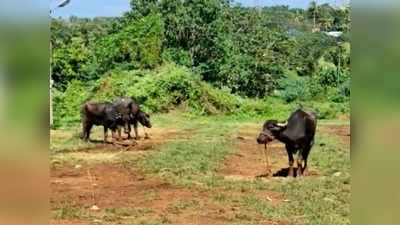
<box><xmin>81</xmin><ymin>101</ymin><xmax>127</xmax><ymax>143</ymax></box>
<box><xmin>113</xmin><ymin>97</ymin><xmax>152</xmax><ymax>139</ymax></box>
<box><xmin>257</xmin><ymin>109</ymin><xmax>317</xmax><ymax>177</ymax></box>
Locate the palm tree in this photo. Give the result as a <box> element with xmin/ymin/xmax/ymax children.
<box><xmin>308</xmin><ymin>1</ymin><xmax>319</xmax><ymax>31</ymax></box>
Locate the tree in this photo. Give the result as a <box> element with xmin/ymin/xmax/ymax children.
<box><xmin>50</xmin><ymin>1</ymin><xmax>351</xmax><ymax>99</ymax></box>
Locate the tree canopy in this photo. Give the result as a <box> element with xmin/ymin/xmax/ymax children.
<box><xmin>51</xmin><ymin>0</ymin><xmax>350</xmax><ymax>108</ymax></box>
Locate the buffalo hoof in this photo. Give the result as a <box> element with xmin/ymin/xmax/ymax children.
<box><xmin>297</xmin><ymin>168</ymin><xmax>303</xmax><ymax>177</ymax></box>
<box><xmin>302</xmin><ymin>169</ymin><xmax>308</xmax><ymax>176</ymax></box>
<box><xmin>288</xmin><ymin>169</ymin><xmax>294</xmax><ymax>177</ymax></box>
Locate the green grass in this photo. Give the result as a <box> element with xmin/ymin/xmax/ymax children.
<box><xmin>52</xmin><ymin>204</ymin><xmax>90</xmax><ymax>220</ymax></box>
<box><xmin>138</xmin><ymin>114</ymin><xmax>240</xmax><ymax>187</ymax></box>
<box><xmin>51</xmin><ymin>112</ymin><xmax>350</xmax><ymax>225</ymax></box>
<box><xmin>137</xmin><ymin>113</ymin><xmax>350</xmax><ymax>225</ymax></box>
<box><xmin>166</xmin><ymin>199</ymin><xmax>201</xmax><ymax>214</ymax></box>
<box><xmin>52</xmin><ymin>202</ymin><xmax>160</xmax><ymax>225</ymax></box>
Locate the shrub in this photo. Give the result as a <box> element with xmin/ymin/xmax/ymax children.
<box><xmin>277</xmin><ymin>77</ymin><xmax>324</xmax><ymax>103</ymax></box>
<box><xmin>52</xmin><ymin>80</ymin><xmax>91</xmax><ymax>127</ymax></box>
<box><xmin>53</xmin><ymin>64</ymin><xmax>243</xmax><ymax>127</ymax></box>
<box><xmin>277</xmin><ymin>78</ymin><xmax>307</xmax><ymax>103</ymax></box>
<box><xmin>299</xmin><ymin>101</ymin><xmax>349</xmax><ymax>120</ymax></box>
<box><xmin>53</xmin><ymin>64</ymin><xmax>350</xmax><ymax>128</ymax></box>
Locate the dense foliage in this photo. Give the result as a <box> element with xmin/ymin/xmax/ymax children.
<box><xmin>51</xmin><ymin>1</ymin><xmax>350</xmax><ymax>127</ymax></box>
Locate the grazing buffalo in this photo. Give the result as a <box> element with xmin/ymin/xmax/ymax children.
<box><xmin>257</xmin><ymin>109</ymin><xmax>317</xmax><ymax>177</ymax></box>
<box><xmin>81</xmin><ymin>101</ymin><xmax>127</xmax><ymax>143</ymax></box>
<box><xmin>113</xmin><ymin>97</ymin><xmax>152</xmax><ymax>139</ymax></box>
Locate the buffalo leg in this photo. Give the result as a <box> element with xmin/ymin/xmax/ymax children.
<box><xmin>80</xmin><ymin>121</ymin><xmax>86</xmax><ymax>140</ymax></box>
<box><xmin>83</xmin><ymin>122</ymin><xmax>93</xmax><ymax>141</ymax></box>
<box><xmin>286</xmin><ymin>145</ymin><xmax>295</xmax><ymax>177</ymax></box>
<box><xmin>301</xmin><ymin>144</ymin><xmax>312</xmax><ymax>176</ymax></box>
<box><xmin>143</xmin><ymin>126</ymin><xmax>149</xmax><ymax>139</ymax></box>
<box><xmin>111</xmin><ymin>129</ymin><xmax>117</xmax><ymax>144</ymax></box>
<box><xmin>296</xmin><ymin>153</ymin><xmax>304</xmax><ymax>177</ymax></box>
<box><xmin>126</xmin><ymin>124</ymin><xmax>132</xmax><ymax>139</ymax></box>
<box><xmin>117</xmin><ymin>127</ymin><xmax>122</xmax><ymax>141</ymax></box>
<box><xmin>103</xmin><ymin>126</ymin><xmax>108</xmax><ymax>143</ymax></box>
<box><xmin>133</xmin><ymin>120</ymin><xmax>139</xmax><ymax>139</ymax></box>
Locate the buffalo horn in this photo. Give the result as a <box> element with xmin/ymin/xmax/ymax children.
<box><xmin>277</xmin><ymin>121</ymin><xmax>287</xmax><ymax>127</ymax></box>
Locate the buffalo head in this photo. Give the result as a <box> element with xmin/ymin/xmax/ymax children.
<box><xmin>136</xmin><ymin>111</ymin><xmax>152</xmax><ymax>128</ymax></box>
<box><xmin>256</xmin><ymin>120</ymin><xmax>287</xmax><ymax>144</ymax></box>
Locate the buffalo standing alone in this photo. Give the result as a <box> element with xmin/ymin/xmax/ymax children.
<box><xmin>257</xmin><ymin>109</ymin><xmax>317</xmax><ymax>177</ymax></box>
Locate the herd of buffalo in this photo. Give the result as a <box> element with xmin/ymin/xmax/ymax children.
<box><xmin>80</xmin><ymin>98</ymin><xmax>317</xmax><ymax>177</ymax></box>
<box><xmin>81</xmin><ymin>97</ymin><xmax>152</xmax><ymax>142</ymax></box>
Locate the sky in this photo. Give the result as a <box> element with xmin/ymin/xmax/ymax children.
<box><xmin>50</xmin><ymin>0</ymin><xmax>348</xmax><ymax>19</ymax></box>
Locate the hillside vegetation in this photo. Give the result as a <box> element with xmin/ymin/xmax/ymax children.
<box><xmin>51</xmin><ymin>0</ymin><xmax>350</xmax><ymax>128</ymax></box>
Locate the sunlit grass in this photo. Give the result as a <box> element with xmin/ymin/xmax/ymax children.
<box><xmin>51</xmin><ymin>112</ymin><xmax>350</xmax><ymax>225</ymax></box>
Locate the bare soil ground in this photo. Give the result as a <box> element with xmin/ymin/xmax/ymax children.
<box><xmin>50</xmin><ymin>123</ymin><xmax>350</xmax><ymax>225</ymax></box>
<box><xmin>319</xmin><ymin>124</ymin><xmax>351</xmax><ymax>148</ymax></box>
<box><xmin>218</xmin><ymin>124</ymin><xmax>321</xmax><ymax>179</ymax></box>
<box><xmin>51</xmin><ymin>163</ymin><xmax>284</xmax><ymax>225</ymax></box>
<box><xmin>51</xmin><ymin>127</ymin><xmax>190</xmax><ymax>153</ymax></box>
<box><xmin>51</xmin><ymin>220</ymin><xmax>87</xmax><ymax>225</ymax></box>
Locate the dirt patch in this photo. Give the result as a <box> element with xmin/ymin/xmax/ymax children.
<box><xmin>51</xmin><ymin>164</ymin><xmax>184</xmax><ymax>209</ymax></box>
<box><xmin>51</xmin><ymin>127</ymin><xmax>191</xmax><ymax>157</ymax></box>
<box><xmin>51</xmin><ymin>164</ymin><xmax>203</xmax><ymax>223</ymax></box>
<box><xmin>51</xmin><ymin>163</ymin><xmax>286</xmax><ymax>225</ymax></box>
<box><xmin>218</xmin><ymin>125</ymin><xmax>319</xmax><ymax>180</ymax></box>
<box><xmin>319</xmin><ymin>124</ymin><xmax>350</xmax><ymax>148</ymax></box>
<box><xmin>50</xmin><ymin>219</ymin><xmax>87</xmax><ymax>225</ymax></box>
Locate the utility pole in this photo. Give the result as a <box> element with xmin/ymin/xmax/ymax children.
<box><xmin>337</xmin><ymin>41</ymin><xmax>341</xmax><ymax>87</ymax></box>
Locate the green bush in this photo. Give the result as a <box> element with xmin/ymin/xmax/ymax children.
<box><xmin>52</xmin><ymin>80</ymin><xmax>91</xmax><ymax>127</ymax></box>
<box><xmin>234</xmin><ymin>97</ymin><xmax>294</xmax><ymax>120</ymax></box>
<box><xmin>53</xmin><ymin>64</ymin><xmax>350</xmax><ymax>128</ymax></box>
<box><xmin>277</xmin><ymin>78</ymin><xmax>306</xmax><ymax>103</ymax></box>
<box><xmin>53</xmin><ymin>64</ymin><xmax>243</xmax><ymax>127</ymax></box>
<box><xmin>277</xmin><ymin>69</ymin><xmax>350</xmax><ymax>106</ymax></box>
<box><xmin>299</xmin><ymin>101</ymin><xmax>349</xmax><ymax>120</ymax></box>
<box><xmin>277</xmin><ymin>76</ymin><xmax>325</xmax><ymax>103</ymax></box>
<box><xmin>122</xmin><ymin>64</ymin><xmax>240</xmax><ymax>114</ymax></box>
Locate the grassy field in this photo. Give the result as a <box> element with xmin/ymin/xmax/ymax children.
<box><xmin>50</xmin><ymin>112</ymin><xmax>350</xmax><ymax>225</ymax></box>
